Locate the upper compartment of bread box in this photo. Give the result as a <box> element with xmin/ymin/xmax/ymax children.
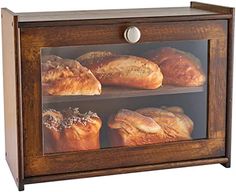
<box><xmin>3</xmin><ymin>2</ymin><xmax>234</xmax><ymax>28</ymax></box>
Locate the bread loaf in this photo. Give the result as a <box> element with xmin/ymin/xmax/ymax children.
<box><xmin>41</xmin><ymin>57</ymin><xmax>101</xmax><ymax>95</ymax></box>
<box><xmin>41</xmin><ymin>55</ymin><xmax>63</xmax><ymax>71</ymax></box>
<box><xmin>108</xmin><ymin>106</ymin><xmax>193</xmax><ymax>147</ymax></box>
<box><xmin>136</xmin><ymin>107</ymin><xmax>193</xmax><ymax>140</ymax></box>
<box><xmin>42</xmin><ymin>108</ymin><xmax>102</xmax><ymax>153</ymax></box>
<box><xmin>145</xmin><ymin>47</ymin><xmax>206</xmax><ymax>86</ymax></box>
<box><xmin>77</xmin><ymin>51</ymin><xmax>163</xmax><ymax>89</ymax></box>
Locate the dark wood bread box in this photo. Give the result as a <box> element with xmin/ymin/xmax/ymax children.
<box><xmin>1</xmin><ymin>2</ymin><xmax>234</xmax><ymax>190</ymax></box>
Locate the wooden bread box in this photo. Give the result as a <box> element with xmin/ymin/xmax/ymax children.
<box><xmin>1</xmin><ymin>2</ymin><xmax>234</xmax><ymax>190</ymax></box>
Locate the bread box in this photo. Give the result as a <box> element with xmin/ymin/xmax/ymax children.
<box><xmin>1</xmin><ymin>2</ymin><xmax>234</xmax><ymax>190</ymax></box>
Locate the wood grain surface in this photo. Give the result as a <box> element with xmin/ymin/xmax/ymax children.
<box><xmin>23</xmin><ymin>157</ymin><xmax>228</xmax><ymax>184</ymax></box>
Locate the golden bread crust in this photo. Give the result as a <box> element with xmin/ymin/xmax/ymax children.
<box><xmin>42</xmin><ymin>108</ymin><xmax>102</xmax><ymax>153</ymax></box>
<box><xmin>77</xmin><ymin>52</ymin><xmax>163</xmax><ymax>89</ymax></box>
<box><xmin>41</xmin><ymin>57</ymin><xmax>101</xmax><ymax>95</ymax></box>
<box><xmin>108</xmin><ymin>107</ymin><xmax>193</xmax><ymax>147</ymax></box>
<box><xmin>145</xmin><ymin>47</ymin><xmax>206</xmax><ymax>86</ymax></box>
<box><xmin>47</xmin><ymin>66</ymin><xmax>101</xmax><ymax>95</ymax></box>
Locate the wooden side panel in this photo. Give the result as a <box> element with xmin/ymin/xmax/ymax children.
<box><xmin>224</xmin><ymin>8</ymin><xmax>235</xmax><ymax>168</ymax></box>
<box><xmin>191</xmin><ymin>0</ymin><xmax>234</xmax><ymax>168</ymax></box>
<box><xmin>1</xmin><ymin>9</ymin><xmax>24</xmax><ymax>191</ymax></box>
<box><xmin>208</xmin><ymin>38</ymin><xmax>227</xmax><ymax>138</ymax></box>
<box><xmin>191</xmin><ymin>1</ymin><xmax>233</xmax><ymax>14</ymax></box>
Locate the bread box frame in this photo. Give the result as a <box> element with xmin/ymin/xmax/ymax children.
<box><xmin>1</xmin><ymin>2</ymin><xmax>234</xmax><ymax>191</ymax></box>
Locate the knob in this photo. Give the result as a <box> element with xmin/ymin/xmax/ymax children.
<box><xmin>124</xmin><ymin>26</ymin><xmax>141</xmax><ymax>44</ymax></box>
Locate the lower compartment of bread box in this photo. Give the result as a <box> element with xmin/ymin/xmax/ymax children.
<box><xmin>42</xmin><ymin>90</ymin><xmax>208</xmax><ymax>153</ymax></box>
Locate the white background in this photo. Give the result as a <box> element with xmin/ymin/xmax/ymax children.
<box><xmin>0</xmin><ymin>0</ymin><xmax>235</xmax><ymax>191</ymax></box>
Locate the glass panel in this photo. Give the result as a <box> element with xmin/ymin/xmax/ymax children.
<box><xmin>41</xmin><ymin>40</ymin><xmax>208</xmax><ymax>154</ymax></box>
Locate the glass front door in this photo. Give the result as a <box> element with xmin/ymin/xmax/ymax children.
<box><xmin>41</xmin><ymin>40</ymin><xmax>208</xmax><ymax>154</ymax></box>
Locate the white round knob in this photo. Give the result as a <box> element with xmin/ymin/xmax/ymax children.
<box><xmin>124</xmin><ymin>26</ymin><xmax>141</xmax><ymax>44</ymax></box>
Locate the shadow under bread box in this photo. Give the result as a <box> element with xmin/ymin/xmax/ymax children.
<box><xmin>1</xmin><ymin>1</ymin><xmax>234</xmax><ymax>191</ymax></box>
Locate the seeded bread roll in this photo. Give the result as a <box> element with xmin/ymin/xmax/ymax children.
<box><xmin>77</xmin><ymin>51</ymin><xmax>163</xmax><ymax>89</ymax></box>
<box><xmin>108</xmin><ymin>107</ymin><xmax>193</xmax><ymax>147</ymax></box>
<box><xmin>145</xmin><ymin>47</ymin><xmax>206</xmax><ymax>86</ymax></box>
<box><xmin>42</xmin><ymin>108</ymin><xmax>102</xmax><ymax>153</ymax></box>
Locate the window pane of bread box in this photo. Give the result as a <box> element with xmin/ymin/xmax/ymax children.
<box><xmin>41</xmin><ymin>40</ymin><xmax>208</xmax><ymax>154</ymax></box>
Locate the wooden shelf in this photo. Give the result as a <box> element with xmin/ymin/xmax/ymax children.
<box><xmin>42</xmin><ymin>85</ymin><xmax>204</xmax><ymax>104</ymax></box>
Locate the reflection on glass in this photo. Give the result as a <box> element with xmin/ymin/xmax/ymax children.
<box><xmin>41</xmin><ymin>40</ymin><xmax>208</xmax><ymax>153</ymax></box>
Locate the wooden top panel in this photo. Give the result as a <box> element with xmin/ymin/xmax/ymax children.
<box><xmin>17</xmin><ymin>7</ymin><xmax>218</xmax><ymax>23</ymax></box>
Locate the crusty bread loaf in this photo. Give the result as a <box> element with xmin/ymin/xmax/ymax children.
<box><xmin>108</xmin><ymin>109</ymin><xmax>164</xmax><ymax>134</ymax></box>
<box><xmin>77</xmin><ymin>51</ymin><xmax>163</xmax><ymax>89</ymax></box>
<box><xmin>41</xmin><ymin>54</ymin><xmax>62</xmax><ymax>63</ymax></box>
<box><xmin>136</xmin><ymin>107</ymin><xmax>193</xmax><ymax>140</ymax></box>
<box><xmin>41</xmin><ymin>55</ymin><xmax>63</xmax><ymax>72</ymax></box>
<box><xmin>42</xmin><ymin>108</ymin><xmax>102</xmax><ymax>153</ymax></box>
<box><xmin>108</xmin><ymin>109</ymin><xmax>165</xmax><ymax>147</ymax></box>
<box><xmin>47</xmin><ymin>65</ymin><xmax>102</xmax><ymax>96</ymax></box>
<box><xmin>42</xmin><ymin>65</ymin><xmax>74</xmax><ymax>83</ymax></box>
<box><xmin>145</xmin><ymin>47</ymin><xmax>206</xmax><ymax>86</ymax></box>
<box><xmin>42</xmin><ymin>58</ymin><xmax>101</xmax><ymax>95</ymax></box>
<box><xmin>108</xmin><ymin>107</ymin><xmax>193</xmax><ymax>147</ymax></box>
